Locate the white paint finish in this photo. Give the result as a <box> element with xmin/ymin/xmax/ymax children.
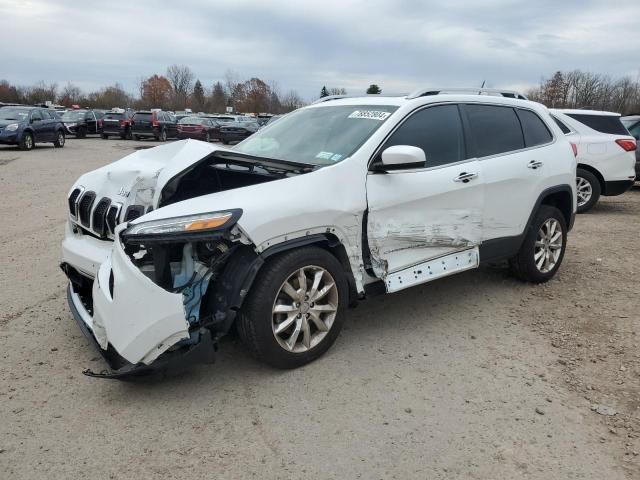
<box><xmin>380</xmin><ymin>145</ymin><xmax>425</xmax><ymax>167</ymax></box>
<box><xmin>366</xmin><ymin>160</ymin><xmax>483</xmax><ymax>275</ymax></box>
<box><xmin>91</xmin><ymin>235</ymin><xmax>190</xmax><ymax>365</ymax></box>
<box><xmin>385</xmin><ymin>247</ymin><xmax>479</xmax><ymax>293</ymax></box>
<box><xmin>551</xmin><ymin>109</ymin><xmax>636</xmax><ymax>182</ymax></box>
<box><xmin>61</xmin><ymin>222</ymin><xmax>113</xmax><ymax>277</ymax></box>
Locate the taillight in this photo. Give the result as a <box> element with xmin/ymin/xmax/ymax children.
<box><xmin>152</xmin><ymin>114</ymin><xmax>159</xmax><ymax>127</ymax></box>
<box><xmin>97</xmin><ymin>119</ymin><xmax>103</xmax><ymax>127</ymax></box>
<box><xmin>570</xmin><ymin>142</ymin><xmax>578</xmax><ymax>157</ymax></box>
<box><xmin>615</xmin><ymin>139</ymin><xmax>637</xmax><ymax>152</ymax></box>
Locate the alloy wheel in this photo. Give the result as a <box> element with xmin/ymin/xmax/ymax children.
<box><xmin>534</xmin><ymin>218</ymin><xmax>563</xmax><ymax>273</ymax></box>
<box><xmin>576</xmin><ymin>176</ymin><xmax>592</xmax><ymax>207</ymax></box>
<box><xmin>272</xmin><ymin>266</ymin><xmax>338</xmax><ymax>353</ymax></box>
<box><xmin>58</xmin><ymin>132</ymin><xmax>65</xmax><ymax>146</ymax></box>
<box><xmin>25</xmin><ymin>134</ymin><xmax>33</xmax><ymax>149</ymax></box>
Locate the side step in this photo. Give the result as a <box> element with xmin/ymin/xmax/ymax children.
<box><xmin>384</xmin><ymin>247</ymin><xmax>479</xmax><ymax>293</ymax></box>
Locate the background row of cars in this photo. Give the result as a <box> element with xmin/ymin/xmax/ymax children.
<box><xmin>0</xmin><ymin>102</ymin><xmax>275</xmax><ymax>150</ymax></box>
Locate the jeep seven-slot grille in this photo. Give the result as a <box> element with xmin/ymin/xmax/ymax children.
<box><xmin>68</xmin><ymin>188</ymin><xmax>82</xmax><ymax>217</ymax></box>
<box><xmin>124</xmin><ymin>205</ymin><xmax>145</xmax><ymax>222</ymax></box>
<box><xmin>78</xmin><ymin>192</ymin><xmax>96</xmax><ymax>227</ymax></box>
<box><xmin>105</xmin><ymin>204</ymin><xmax>120</xmax><ymax>235</ymax></box>
<box><xmin>92</xmin><ymin>198</ymin><xmax>111</xmax><ymax>237</ymax></box>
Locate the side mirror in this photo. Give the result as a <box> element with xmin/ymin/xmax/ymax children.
<box><xmin>375</xmin><ymin>145</ymin><xmax>426</xmax><ymax>171</ymax></box>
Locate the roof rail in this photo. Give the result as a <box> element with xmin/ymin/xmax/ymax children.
<box><xmin>406</xmin><ymin>88</ymin><xmax>528</xmax><ymax>100</ymax></box>
<box><xmin>312</xmin><ymin>93</ymin><xmax>408</xmax><ymax>105</ymax></box>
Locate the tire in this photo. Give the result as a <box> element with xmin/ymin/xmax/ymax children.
<box><xmin>509</xmin><ymin>205</ymin><xmax>567</xmax><ymax>283</ymax></box>
<box><xmin>576</xmin><ymin>168</ymin><xmax>601</xmax><ymax>213</ymax></box>
<box><xmin>159</xmin><ymin>128</ymin><xmax>167</xmax><ymax>142</ymax></box>
<box><xmin>222</xmin><ymin>139</ymin><xmax>229</xmax><ymax>145</ymax></box>
<box><xmin>53</xmin><ymin>130</ymin><xmax>65</xmax><ymax>148</ymax></box>
<box><xmin>237</xmin><ymin>246</ymin><xmax>348</xmax><ymax>369</ymax></box>
<box><xmin>125</xmin><ymin>129</ymin><xmax>133</xmax><ymax>140</ymax></box>
<box><xmin>19</xmin><ymin>132</ymin><xmax>34</xmax><ymax>151</ymax></box>
<box><xmin>205</xmin><ymin>132</ymin><xmax>211</xmax><ymax>142</ymax></box>
<box><xmin>134</xmin><ymin>135</ymin><xmax>141</xmax><ymax>141</ymax></box>
<box><xmin>76</xmin><ymin>126</ymin><xmax>86</xmax><ymax>139</ymax></box>
<box><xmin>101</xmin><ymin>133</ymin><xmax>108</xmax><ymax>139</ymax></box>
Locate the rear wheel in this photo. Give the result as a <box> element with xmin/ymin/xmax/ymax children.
<box><xmin>205</xmin><ymin>132</ymin><xmax>211</xmax><ymax>142</ymax></box>
<box><xmin>159</xmin><ymin>128</ymin><xmax>167</xmax><ymax>142</ymax></box>
<box><xmin>53</xmin><ymin>130</ymin><xmax>65</xmax><ymax>148</ymax></box>
<box><xmin>237</xmin><ymin>246</ymin><xmax>348</xmax><ymax>369</ymax></box>
<box><xmin>134</xmin><ymin>135</ymin><xmax>141</xmax><ymax>141</ymax></box>
<box><xmin>509</xmin><ymin>205</ymin><xmax>567</xmax><ymax>283</ymax></box>
<box><xmin>101</xmin><ymin>133</ymin><xmax>108</xmax><ymax>139</ymax></box>
<box><xmin>222</xmin><ymin>138</ymin><xmax>229</xmax><ymax>145</ymax></box>
<box><xmin>576</xmin><ymin>168</ymin><xmax>601</xmax><ymax>213</ymax></box>
<box><xmin>19</xmin><ymin>132</ymin><xmax>34</xmax><ymax>151</ymax></box>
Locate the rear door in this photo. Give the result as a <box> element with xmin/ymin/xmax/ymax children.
<box><xmin>366</xmin><ymin>103</ymin><xmax>484</xmax><ymax>291</ymax></box>
<box><xmin>462</xmin><ymin>103</ymin><xmax>552</xmax><ymax>246</ymax></box>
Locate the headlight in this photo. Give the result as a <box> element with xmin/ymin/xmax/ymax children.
<box><xmin>66</xmin><ymin>122</ymin><xmax>77</xmax><ymax>127</ymax></box>
<box><xmin>5</xmin><ymin>123</ymin><xmax>19</xmax><ymax>131</ymax></box>
<box><xmin>122</xmin><ymin>210</ymin><xmax>242</xmax><ymax>242</ymax></box>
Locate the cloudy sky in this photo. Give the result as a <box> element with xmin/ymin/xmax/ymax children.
<box><xmin>1</xmin><ymin>0</ymin><xmax>639</xmax><ymax>100</ymax></box>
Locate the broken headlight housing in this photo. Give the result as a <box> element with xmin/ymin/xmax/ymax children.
<box><xmin>121</xmin><ymin>209</ymin><xmax>242</xmax><ymax>244</ymax></box>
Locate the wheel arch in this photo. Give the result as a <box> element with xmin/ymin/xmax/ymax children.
<box><xmin>577</xmin><ymin>163</ymin><xmax>605</xmax><ymax>191</ymax></box>
<box><xmin>538</xmin><ymin>185</ymin><xmax>574</xmax><ymax>231</ymax></box>
<box><xmin>201</xmin><ymin>234</ymin><xmax>359</xmax><ymax>337</ymax></box>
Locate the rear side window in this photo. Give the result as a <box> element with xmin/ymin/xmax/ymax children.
<box><xmin>464</xmin><ymin>104</ymin><xmax>524</xmax><ymax>157</ymax></box>
<box><xmin>566</xmin><ymin>114</ymin><xmax>628</xmax><ymax>135</ymax></box>
<box><xmin>517</xmin><ymin>109</ymin><xmax>553</xmax><ymax>147</ymax></box>
<box><xmin>382</xmin><ymin>104</ymin><xmax>466</xmax><ymax>167</ymax></box>
<box><xmin>551</xmin><ymin>115</ymin><xmax>572</xmax><ymax>134</ymax></box>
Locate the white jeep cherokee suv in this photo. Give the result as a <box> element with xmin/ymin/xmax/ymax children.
<box><xmin>61</xmin><ymin>89</ymin><xmax>577</xmax><ymax>378</ymax></box>
<box><xmin>549</xmin><ymin>109</ymin><xmax>636</xmax><ymax>213</ymax></box>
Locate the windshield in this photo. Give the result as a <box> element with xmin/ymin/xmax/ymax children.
<box><xmin>0</xmin><ymin>108</ymin><xmax>30</xmax><ymax>121</ymax></box>
<box><xmin>235</xmin><ymin>105</ymin><xmax>398</xmax><ymax>165</ymax></box>
<box><xmin>178</xmin><ymin>117</ymin><xmax>206</xmax><ymax>125</ymax></box>
<box><xmin>61</xmin><ymin>111</ymin><xmax>86</xmax><ymax>121</ymax></box>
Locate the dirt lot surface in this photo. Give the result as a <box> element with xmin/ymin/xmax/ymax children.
<box><xmin>1</xmin><ymin>137</ymin><xmax>638</xmax><ymax>479</ymax></box>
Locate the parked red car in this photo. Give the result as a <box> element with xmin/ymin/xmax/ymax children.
<box><xmin>176</xmin><ymin>117</ymin><xmax>221</xmax><ymax>142</ymax></box>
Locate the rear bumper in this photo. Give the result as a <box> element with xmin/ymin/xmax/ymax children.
<box><xmin>603</xmin><ymin>179</ymin><xmax>635</xmax><ymax>196</ymax></box>
<box><xmin>177</xmin><ymin>132</ymin><xmax>206</xmax><ymax>140</ymax></box>
<box><xmin>221</xmin><ymin>132</ymin><xmax>251</xmax><ymax>142</ymax></box>
<box><xmin>102</xmin><ymin>128</ymin><xmax>127</xmax><ymax>136</ymax></box>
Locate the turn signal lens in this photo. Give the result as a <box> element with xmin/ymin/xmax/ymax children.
<box><xmin>185</xmin><ymin>215</ymin><xmax>232</xmax><ymax>232</ymax></box>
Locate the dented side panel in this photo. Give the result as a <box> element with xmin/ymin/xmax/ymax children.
<box><xmin>366</xmin><ymin>160</ymin><xmax>484</xmax><ymax>277</ymax></box>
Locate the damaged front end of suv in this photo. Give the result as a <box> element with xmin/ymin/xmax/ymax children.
<box><xmin>61</xmin><ymin>139</ymin><xmax>340</xmax><ymax>378</ymax></box>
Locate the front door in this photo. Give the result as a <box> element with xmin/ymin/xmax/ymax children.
<box><xmin>29</xmin><ymin>109</ymin><xmax>48</xmax><ymax>142</ymax></box>
<box><xmin>366</xmin><ymin>104</ymin><xmax>484</xmax><ymax>292</ymax></box>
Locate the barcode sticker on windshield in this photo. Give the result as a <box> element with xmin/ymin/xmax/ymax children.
<box><xmin>348</xmin><ymin>110</ymin><xmax>391</xmax><ymax>121</ymax></box>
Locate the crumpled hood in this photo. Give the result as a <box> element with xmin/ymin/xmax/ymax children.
<box><xmin>69</xmin><ymin>139</ymin><xmax>223</xmax><ymax>210</ymax></box>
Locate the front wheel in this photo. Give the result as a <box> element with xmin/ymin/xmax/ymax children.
<box><xmin>101</xmin><ymin>133</ymin><xmax>108</xmax><ymax>139</ymax></box>
<box><xmin>237</xmin><ymin>246</ymin><xmax>348</xmax><ymax>369</ymax></box>
<box><xmin>576</xmin><ymin>168</ymin><xmax>601</xmax><ymax>213</ymax></box>
<box><xmin>53</xmin><ymin>130</ymin><xmax>65</xmax><ymax>148</ymax></box>
<box><xmin>509</xmin><ymin>205</ymin><xmax>567</xmax><ymax>283</ymax></box>
<box><xmin>158</xmin><ymin>128</ymin><xmax>167</xmax><ymax>142</ymax></box>
<box><xmin>76</xmin><ymin>126</ymin><xmax>87</xmax><ymax>139</ymax></box>
<box><xmin>19</xmin><ymin>132</ymin><xmax>34</xmax><ymax>151</ymax></box>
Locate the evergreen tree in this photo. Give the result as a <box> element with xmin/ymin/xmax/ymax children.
<box><xmin>192</xmin><ymin>80</ymin><xmax>205</xmax><ymax>110</ymax></box>
<box><xmin>320</xmin><ymin>86</ymin><xmax>329</xmax><ymax>98</ymax></box>
<box><xmin>366</xmin><ymin>84</ymin><xmax>382</xmax><ymax>94</ymax></box>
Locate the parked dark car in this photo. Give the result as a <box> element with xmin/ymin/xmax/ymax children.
<box><xmin>176</xmin><ymin>117</ymin><xmax>221</xmax><ymax>142</ymax></box>
<box><xmin>60</xmin><ymin>109</ymin><xmax>105</xmax><ymax>138</ymax></box>
<box><xmin>0</xmin><ymin>106</ymin><xmax>65</xmax><ymax>150</ymax></box>
<box><xmin>101</xmin><ymin>110</ymin><xmax>135</xmax><ymax>140</ymax></box>
<box><xmin>219</xmin><ymin>120</ymin><xmax>259</xmax><ymax>144</ymax></box>
<box><xmin>131</xmin><ymin>110</ymin><xmax>177</xmax><ymax>141</ymax></box>
<box><xmin>621</xmin><ymin>115</ymin><xmax>640</xmax><ymax>178</ymax></box>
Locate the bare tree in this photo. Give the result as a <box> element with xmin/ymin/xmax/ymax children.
<box><xmin>166</xmin><ymin>64</ymin><xmax>194</xmax><ymax>110</ymax></box>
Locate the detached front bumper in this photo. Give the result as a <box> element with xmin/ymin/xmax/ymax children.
<box><xmin>63</xmin><ymin>230</ymin><xmax>216</xmax><ymax>378</ymax></box>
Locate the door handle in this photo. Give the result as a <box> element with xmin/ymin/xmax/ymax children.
<box><xmin>528</xmin><ymin>160</ymin><xmax>544</xmax><ymax>169</ymax></box>
<box><xmin>454</xmin><ymin>172</ymin><xmax>478</xmax><ymax>183</ymax></box>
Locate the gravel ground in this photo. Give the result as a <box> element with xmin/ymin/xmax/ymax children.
<box><xmin>0</xmin><ymin>137</ymin><xmax>638</xmax><ymax>479</ymax></box>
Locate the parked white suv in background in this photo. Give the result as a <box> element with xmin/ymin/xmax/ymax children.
<box><xmin>549</xmin><ymin>109</ymin><xmax>636</xmax><ymax>212</ymax></box>
<box><xmin>61</xmin><ymin>89</ymin><xmax>577</xmax><ymax>378</ymax></box>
